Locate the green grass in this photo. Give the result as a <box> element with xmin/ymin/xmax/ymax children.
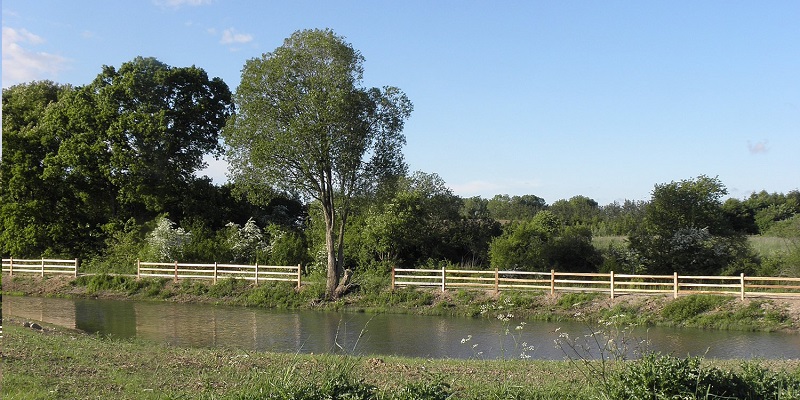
<box><xmin>749</xmin><ymin>235</ymin><xmax>795</xmax><ymax>257</ymax></box>
<box><xmin>1</xmin><ymin>323</ymin><xmax>593</xmax><ymax>399</ymax></box>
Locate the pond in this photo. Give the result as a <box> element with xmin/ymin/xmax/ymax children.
<box><xmin>4</xmin><ymin>296</ymin><xmax>799</xmax><ymax>360</ymax></box>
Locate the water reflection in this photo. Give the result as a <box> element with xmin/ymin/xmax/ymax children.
<box><xmin>4</xmin><ymin>296</ymin><xmax>799</xmax><ymax>360</ymax></box>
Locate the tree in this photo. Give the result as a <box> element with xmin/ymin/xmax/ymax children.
<box><xmin>83</xmin><ymin>56</ymin><xmax>233</xmax><ymax>220</ymax></box>
<box><xmin>549</xmin><ymin>195</ymin><xmax>600</xmax><ymax>227</ymax></box>
<box><xmin>0</xmin><ymin>58</ymin><xmax>233</xmax><ymax>259</ymax></box>
<box><xmin>629</xmin><ymin>175</ymin><xmax>753</xmax><ymax>275</ymax></box>
<box><xmin>0</xmin><ymin>81</ymin><xmax>74</xmax><ymax>256</ymax></box>
<box><xmin>489</xmin><ymin>210</ymin><xmax>600</xmax><ymax>272</ymax></box>
<box><xmin>487</xmin><ymin>194</ymin><xmax>546</xmax><ymax>221</ymax></box>
<box><xmin>224</xmin><ymin>29</ymin><xmax>412</xmax><ymax>297</ymax></box>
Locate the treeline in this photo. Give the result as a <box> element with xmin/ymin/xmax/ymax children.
<box><xmin>2</xmin><ymin>57</ymin><xmax>799</xmax><ymax>278</ymax></box>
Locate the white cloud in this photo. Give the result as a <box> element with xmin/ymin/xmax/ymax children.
<box><xmin>748</xmin><ymin>140</ymin><xmax>769</xmax><ymax>155</ymax></box>
<box><xmin>2</xmin><ymin>27</ymin><xmax>69</xmax><ymax>87</ymax></box>
<box><xmin>220</xmin><ymin>28</ymin><xmax>253</xmax><ymax>45</ymax></box>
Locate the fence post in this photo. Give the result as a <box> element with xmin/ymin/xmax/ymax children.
<box><xmin>740</xmin><ymin>273</ymin><xmax>745</xmax><ymax>300</ymax></box>
<box><xmin>610</xmin><ymin>270</ymin><xmax>615</xmax><ymax>299</ymax></box>
<box><xmin>174</xmin><ymin>260</ymin><xmax>178</xmax><ymax>283</ymax></box>
<box><xmin>494</xmin><ymin>269</ymin><xmax>499</xmax><ymax>294</ymax></box>
<box><xmin>255</xmin><ymin>262</ymin><xmax>259</xmax><ymax>285</ymax></box>
<box><xmin>441</xmin><ymin>267</ymin><xmax>446</xmax><ymax>292</ymax></box>
<box><xmin>297</xmin><ymin>264</ymin><xmax>302</xmax><ymax>290</ymax></box>
<box><xmin>74</xmin><ymin>258</ymin><xmax>79</xmax><ymax>277</ymax></box>
<box><xmin>214</xmin><ymin>262</ymin><xmax>218</xmax><ymax>284</ymax></box>
<box><xmin>673</xmin><ymin>272</ymin><xmax>679</xmax><ymax>299</ymax></box>
<box><xmin>550</xmin><ymin>269</ymin><xmax>555</xmax><ymax>295</ymax></box>
<box><xmin>9</xmin><ymin>257</ymin><xmax>13</xmax><ymax>276</ymax></box>
<box><xmin>137</xmin><ymin>259</ymin><xmax>140</xmax><ymax>278</ymax></box>
<box><xmin>41</xmin><ymin>258</ymin><xmax>45</xmax><ymax>277</ymax></box>
<box><xmin>391</xmin><ymin>267</ymin><xmax>396</xmax><ymax>290</ymax></box>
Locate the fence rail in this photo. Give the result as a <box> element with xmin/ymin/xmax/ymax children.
<box><xmin>392</xmin><ymin>268</ymin><xmax>800</xmax><ymax>299</ymax></box>
<box><xmin>136</xmin><ymin>260</ymin><xmax>301</xmax><ymax>288</ymax></box>
<box><xmin>2</xmin><ymin>258</ymin><xmax>78</xmax><ymax>277</ymax></box>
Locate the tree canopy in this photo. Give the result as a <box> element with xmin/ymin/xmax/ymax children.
<box><xmin>223</xmin><ymin>29</ymin><xmax>412</xmax><ymax>297</ymax></box>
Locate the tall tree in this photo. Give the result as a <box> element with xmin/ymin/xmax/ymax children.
<box><xmin>629</xmin><ymin>175</ymin><xmax>752</xmax><ymax>275</ymax></box>
<box><xmin>224</xmin><ymin>29</ymin><xmax>412</xmax><ymax>297</ymax></box>
<box><xmin>84</xmin><ymin>56</ymin><xmax>233</xmax><ymax>220</ymax></box>
<box><xmin>1</xmin><ymin>58</ymin><xmax>233</xmax><ymax>259</ymax></box>
<box><xmin>0</xmin><ymin>81</ymin><xmax>74</xmax><ymax>256</ymax></box>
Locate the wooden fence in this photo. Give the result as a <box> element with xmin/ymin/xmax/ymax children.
<box><xmin>2</xmin><ymin>258</ymin><xmax>78</xmax><ymax>277</ymax></box>
<box><xmin>391</xmin><ymin>267</ymin><xmax>800</xmax><ymax>299</ymax></box>
<box><xmin>136</xmin><ymin>260</ymin><xmax>302</xmax><ymax>288</ymax></box>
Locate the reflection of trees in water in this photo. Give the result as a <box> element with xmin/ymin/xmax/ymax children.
<box><xmin>7</xmin><ymin>297</ymin><xmax>800</xmax><ymax>360</ymax></box>
<box><xmin>76</xmin><ymin>299</ymin><xmax>136</xmax><ymax>337</ymax></box>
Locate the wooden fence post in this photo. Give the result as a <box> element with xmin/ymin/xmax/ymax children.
<box><xmin>9</xmin><ymin>257</ymin><xmax>13</xmax><ymax>276</ymax></box>
<box><xmin>610</xmin><ymin>270</ymin><xmax>615</xmax><ymax>299</ymax></box>
<box><xmin>550</xmin><ymin>269</ymin><xmax>555</xmax><ymax>295</ymax></box>
<box><xmin>297</xmin><ymin>264</ymin><xmax>302</xmax><ymax>290</ymax></box>
<box><xmin>673</xmin><ymin>272</ymin><xmax>679</xmax><ymax>299</ymax></box>
<box><xmin>174</xmin><ymin>260</ymin><xmax>178</xmax><ymax>283</ymax></box>
<box><xmin>494</xmin><ymin>269</ymin><xmax>499</xmax><ymax>294</ymax></box>
<box><xmin>137</xmin><ymin>259</ymin><xmax>140</xmax><ymax>278</ymax></box>
<box><xmin>441</xmin><ymin>267</ymin><xmax>446</xmax><ymax>292</ymax></box>
<box><xmin>740</xmin><ymin>273</ymin><xmax>745</xmax><ymax>300</ymax></box>
<box><xmin>41</xmin><ymin>258</ymin><xmax>45</xmax><ymax>277</ymax></box>
<box><xmin>74</xmin><ymin>258</ymin><xmax>79</xmax><ymax>277</ymax></box>
<box><xmin>255</xmin><ymin>262</ymin><xmax>259</xmax><ymax>285</ymax></box>
<box><xmin>391</xmin><ymin>267</ymin><xmax>395</xmax><ymax>290</ymax></box>
<box><xmin>214</xmin><ymin>262</ymin><xmax>218</xmax><ymax>284</ymax></box>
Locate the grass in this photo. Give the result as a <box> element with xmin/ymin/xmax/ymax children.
<box><xmin>749</xmin><ymin>235</ymin><xmax>795</xmax><ymax>257</ymax></box>
<box><xmin>594</xmin><ymin>235</ymin><xmax>794</xmax><ymax>258</ymax></box>
<box><xmin>1</xmin><ymin>323</ymin><xmax>593</xmax><ymax>399</ymax></box>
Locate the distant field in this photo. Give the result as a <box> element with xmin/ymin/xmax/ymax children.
<box><xmin>592</xmin><ymin>235</ymin><xmax>793</xmax><ymax>257</ymax></box>
<box><xmin>592</xmin><ymin>235</ymin><xmax>628</xmax><ymax>249</ymax></box>
<box><xmin>748</xmin><ymin>235</ymin><xmax>794</xmax><ymax>257</ymax></box>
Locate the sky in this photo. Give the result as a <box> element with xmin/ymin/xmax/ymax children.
<box><xmin>2</xmin><ymin>0</ymin><xmax>799</xmax><ymax>205</ymax></box>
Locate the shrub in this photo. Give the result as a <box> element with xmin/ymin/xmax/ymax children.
<box><xmin>606</xmin><ymin>353</ymin><xmax>800</xmax><ymax>400</ymax></box>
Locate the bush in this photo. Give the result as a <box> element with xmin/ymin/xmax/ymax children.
<box><xmin>606</xmin><ymin>353</ymin><xmax>800</xmax><ymax>400</ymax></box>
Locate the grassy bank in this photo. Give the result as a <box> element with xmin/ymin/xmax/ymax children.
<box><xmin>3</xmin><ymin>321</ymin><xmax>800</xmax><ymax>399</ymax></box>
<box><xmin>1</xmin><ymin>321</ymin><xmax>593</xmax><ymax>399</ymax></box>
<box><xmin>3</xmin><ymin>273</ymin><xmax>799</xmax><ymax>333</ymax></box>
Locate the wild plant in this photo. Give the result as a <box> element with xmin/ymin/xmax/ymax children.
<box><xmin>553</xmin><ymin>312</ymin><xmax>646</xmax><ymax>395</ymax></box>
<box><xmin>460</xmin><ymin>297</ymin><xmax>535</xmax><ymax>360</ymax></box>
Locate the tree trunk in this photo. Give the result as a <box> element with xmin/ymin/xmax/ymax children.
<box><xmin>323</xmin><ymin>192</ymin><xmax>339</xmax><ymax>299</ymax></box>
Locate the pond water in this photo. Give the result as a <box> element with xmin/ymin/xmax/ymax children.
<box><xmin>4</xmin><ymin>296</ymin><xmax>800</xmax><ymax>360</ymax></box>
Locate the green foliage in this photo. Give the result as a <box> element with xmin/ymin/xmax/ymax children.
<box><xmin>356</xmin><ymin>171</ymin><xmax>500</xmax><ymax>269</ymax></box>
<box><xmin>606</xmin><ymin>353</ymin><xmax>800</xmax><ymax>400</ymax></box>
<box><xmin>73</xmin><ymin>274</ymin><xmax>168</xmax><ymax>296</ymax></box>
<box><xmin>629</xmin><ymin>175</ymin><xmax>757</xmax><ymax>275</ymax></box>
<box><xmin>224</xmin><ymin>28</ymin><xmax>412</xmax><ymax>297</ymax></box>
<box><xmin>0</xmin><ymin>57</ymin><xmax>233</xmax><ymax>260</ymax></box>
<box><xmin>490</xmin><ymin>211</ymin><xmax>601</xmax><ymax>272</ymax></box>
<box><xmin>660</xmin><ymin>295</ymin><xmax>731</xmax><ymax>324</ymax></box>
<box><xmin>555</xmin><ymin>292</ymin><xmax>601</xmax><ymax>309</ymax></box>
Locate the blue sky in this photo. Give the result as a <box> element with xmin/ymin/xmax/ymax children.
<box><xmin>3</xmin><ymin>0</ymin><xmax>799</xmax><ymax>205</ymax></box>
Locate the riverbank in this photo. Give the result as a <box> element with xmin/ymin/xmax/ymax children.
<box><xmin>3</xmin><ymin>273</ymin><xmax>800</xmax><ymax>333</ymax></box>
<box><xmin>3</xmin><ymin>320</ymin><xmax>799</xmax><ymax>399</ymax></box>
